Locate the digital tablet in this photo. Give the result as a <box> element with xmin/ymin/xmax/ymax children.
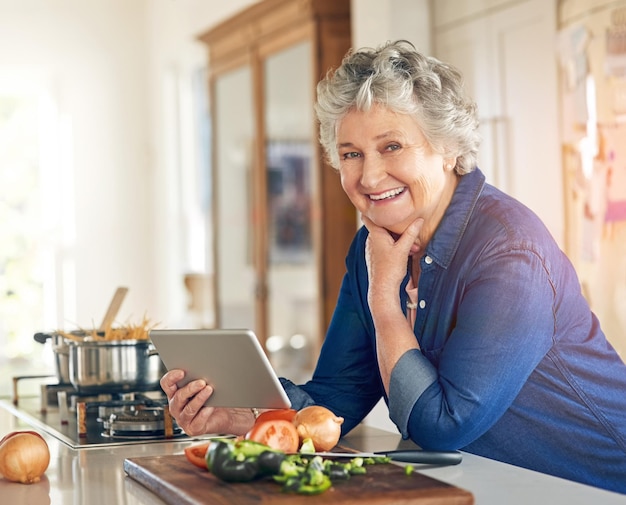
<box><xmin>150</xmin><ymin>328</ymin><xmax>291</xmax><ymax>409</ymax></box>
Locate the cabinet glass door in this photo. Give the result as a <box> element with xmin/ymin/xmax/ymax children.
<box><xmin>263</xmin><ymin>41</ymin><xmax>318</xmax><ymax>382</ymax></box>
<box><xmin>214</xmin><ymin>66</ymin><xmax>256</xmax><ymax>331</ymax></box>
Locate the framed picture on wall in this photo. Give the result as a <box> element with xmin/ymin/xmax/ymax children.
<box><xmin>266</xmin><ymin>140</ymin><xmax>314</xmax><ymax>264</ymax></box>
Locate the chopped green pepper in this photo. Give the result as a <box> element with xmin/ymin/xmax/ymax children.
<box><xmin>272</xmin><ymin>457</ymin><xmax>305</xmax><ymax>482</ymax></box>
<box><xmin>299</xmin><ymin>438</ymin><xmax>315</xmax><ymax>454</ymax></box>
<box><xmin>232</xmin><ymin>439</ymin><xmax>276</xmax><ymax>459</ymax></box>
<box><xmin>364</xmin><ymin>456</ymin><xmax>391</xmax><ymax>465</ymax></box>
<box><xmin>280</xmin><ymin>456</ymin><xmax>332</xmax><ymax>495</ymax></box>
<box><xmin>324</xmin><ymin>462</ymin><xmax>351</xmax><ymax>480</ymax></box>
<box><xmin>207</xmin><ymin>440</ymin><xmax>260</xmax><ymax>482</ymax></box>
<box><xmin>206</xmin><ymin>439</ymin><xmax>285</xmax><ymax>482</ymax></box>
<box><xmin>344</xmin><ymin>456</ymin><xmax>367</xmax><ymax>475</ymax></box>
<box><xmin>204</xmin><ymin>438</ymin><xmax>393</xmax><ymax>495</ymax></box>
<box><xmin>257</xmin><ymin>450</ymin><xmax>286</xmax><ymax>476</ymax></box>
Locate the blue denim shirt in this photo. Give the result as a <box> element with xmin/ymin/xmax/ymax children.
<box><xmin>281</xmin><ymin>168</ymin><xmax>626</xmax><ymax>493</ymax></box>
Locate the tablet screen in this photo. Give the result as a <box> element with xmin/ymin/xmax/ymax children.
<box><xmin>150</xmin><ymin>328</ymin><xmax>291</xmax><ymax>409</ymax></box>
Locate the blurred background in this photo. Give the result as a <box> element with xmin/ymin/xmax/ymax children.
<box><xmin>1</xmin><ymin>0</ymin><xmax>624</xmax><ymax>435</ymax></box>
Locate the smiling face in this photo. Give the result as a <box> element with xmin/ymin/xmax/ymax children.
<box><xmin>336</xmin><ymin>104</ymin><xmax>459</xmax><ymax>240</ymax></box>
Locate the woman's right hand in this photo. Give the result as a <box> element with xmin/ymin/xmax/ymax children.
<box><xmin>362</xmin><ymin>216</ymin><xmax>423</xmax><ymax>307</ymax></box>
<box><xmin>160</xmin><ymin>369</ymin><xmax>254</xmax><ymax>436</ymax></box>
<box><xmin>360</xmin><ymin>216</ymin><xmax>423</xmax><ymax>391</ymax></box>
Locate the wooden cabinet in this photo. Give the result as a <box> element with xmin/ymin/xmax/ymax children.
<box><xmin>198</xmin><ymin>0</ymin><xmax>353</xmax><ymax>373</ymax></box>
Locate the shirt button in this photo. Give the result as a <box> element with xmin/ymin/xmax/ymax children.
<box><xmin>424</xmin><ymin>256</ymin><xmax>433</xmax><ymax>265</ymax></box>
<box><xmin>419</xmin><ymin>300</ymin><xmax>426</xmax><ymax>309</ymax></box>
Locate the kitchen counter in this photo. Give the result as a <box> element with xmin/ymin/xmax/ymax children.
<box><xmin>0</xmin><ymin>398</ymin><xmax>624</xmax><ymax>504</ymax></box>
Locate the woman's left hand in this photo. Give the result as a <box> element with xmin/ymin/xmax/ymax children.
<box><xmin>160</xmin><ymin>369</ymin><xmax>254</xmax><ymax>436</ymax></box>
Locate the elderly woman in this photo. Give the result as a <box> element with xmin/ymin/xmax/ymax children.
<box><xmin>161</xmin><ymin>41</ymin><xmax>626</xmax><ymax>494</ymax></box>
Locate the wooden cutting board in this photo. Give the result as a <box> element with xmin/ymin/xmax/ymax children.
<box><xmin>124</xmin><ymin>454</ymin><xmax>474</xmax><ymax>505</ymax></box>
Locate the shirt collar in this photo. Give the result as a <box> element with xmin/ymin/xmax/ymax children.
<box><xmin>425</xmin><ymin>168</ymin><xmax>486</xmax><ymax>268</ymax></box>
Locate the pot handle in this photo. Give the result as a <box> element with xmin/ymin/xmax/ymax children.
<box><xmin>34</xmin><ymin>332</ymin><xmax>53</xmax><ymax>344</ymax></box>
<box><xmin>56</xmin><ymin>345</ymin><xmax>70</xmax><ymax>356</ymax></box>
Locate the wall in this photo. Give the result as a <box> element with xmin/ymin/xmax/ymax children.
<box><xmin>0</xmin><ymin>0</ymin><xmax>155</xmax><ymax>329</ymax></box>
<box><xmin>351</xmin><ymin>0</ymin><xmax>431</xmax><ymax>53</ymax></box>
<box><xmin>558</xmin><ymin>0</ymin><xmax>626</xmax><ymax>358</ymax></box>
<box><xmin>433</xmin><ymin>0</ymin><xmax>564</xmax><ymax>246</ymax></box>
<box><xmin>0</xmin><ymin>0</ymin><xmax>256</xmax><ymax>340</ymax></box>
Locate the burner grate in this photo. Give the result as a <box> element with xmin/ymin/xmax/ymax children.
<box><xmin>103</xmin><ymin>407</ymin><xmax>182</xmax><ymax>438</ymax></box>
<box><xmin>9</xmin><ymin>375</ymin><xmax>196</xmax><ymax>447</ymax></box>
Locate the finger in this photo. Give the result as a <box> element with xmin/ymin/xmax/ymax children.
<box><xmin>184</xmin><ymin>404</ymin><xmax>220</xmax><ymax>436</ymax></box>
<box><xmin>397</xmin><ymin>218</ymin><xmax>424</xmax><ymax>254</ymax></box>
<box><xmin>159</xmin><ymin>369</ymin><xmax>185</xmax><ymax>398</ymax></box>
<box><xmin>177</xmin><ymin>385</ymin><xmax>215</xmax><ymax>435</ymax></box>
<box><xmin>169</xmin><ymin>379</ymin><xmax>210</xmax><ymax>417</ymax></box>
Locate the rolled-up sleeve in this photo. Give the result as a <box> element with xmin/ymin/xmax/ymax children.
<box><xmin>388</xmin><ymin>349</ymin><xmax>438</xmax><ymax>438</ymax></box>
<box><xmin>279</xmin><ymin>377</ymin><xmax>315</xmax><ymax>410</ymax></box>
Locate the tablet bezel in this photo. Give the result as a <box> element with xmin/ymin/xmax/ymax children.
<box><xmin>150</xmin><ymin>328</ymin><xmax>291</xmax><ymax>409</ymax></box>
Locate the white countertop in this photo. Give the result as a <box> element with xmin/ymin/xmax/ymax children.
<box><xmin>0</xmin><ymin>398</ymin><xmax>624</xmax><ymax>505</ymax></box>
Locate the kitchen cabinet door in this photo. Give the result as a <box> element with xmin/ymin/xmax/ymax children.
<box><xmin>212</xmin><ymin>65</ymin><xmax>257</xmax><ymax>332</ymax></box>
<box><xmin>199</xmin><ymin>0</ymin><xmax>353</xmax><ymax>377</ymax></box>
<box><xmin>263</xmin><ymin>41</ymin><xmax>320</xmax><ymax>380</ymax></box>
<box><xmin>433</xmin><ymin>0</ymin><xmax>564</xmax><ymax>246</ymax></box>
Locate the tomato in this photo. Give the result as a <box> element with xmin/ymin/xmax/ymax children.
<box><xmin>254</xmin><ymin>409</ymin><xmax>297</xmax><ymax>425</ymax></box>
<box><xmin>246</xmin><ymin>419</ymin><xmax>299</xmax><ymax>453</ymax></box>
<box><xmin>183</xmin><ymin>442</ymin><xmax>211</xmax><ymax>469</ymax></box>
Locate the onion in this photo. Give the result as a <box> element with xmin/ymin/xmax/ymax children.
<box><xmin>0</xmin><ymin>430</ymin><xmax>44</xmax><ymax>446</ymax></box>
<box><xmin>293</xmin><ymin>406</ymin><xmax>344</xmax><ymax>452</ymax></box>
<box><xmin>0</xmin><ymin>431</ymin><xmax>50</xmax><ymax>484</ymax></box>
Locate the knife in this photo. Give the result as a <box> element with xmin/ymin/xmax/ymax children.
<box><xmin>293</xmin><ymin>450</ymin><xmax>462</xmax><ymax>466</ymax></box>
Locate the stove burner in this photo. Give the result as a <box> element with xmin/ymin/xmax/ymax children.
<box><xmin>92</xmin><ymin>399</ymin><xmax>182</xmax><ymax>439</ymax></box>
<box><xmin>102</xmin><ymin>430</ymin><xmax>179</xmax><ymax>440</ymax></box>
<box><xmin>104</xmin><ymin>407</ymin><xmax>181</xmax><ymax>436</ymax></box>
<box><xmin>10</xmin><ymin>375</ymin><xmax>193</xmax><ymax>447</ymax></box>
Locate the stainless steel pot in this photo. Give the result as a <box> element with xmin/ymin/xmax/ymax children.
<box><xmin>51</xmin><ymin>334</ymin><xmax>72</xmax><ymax>384</ymax></box>
<box><xmin>68</xmin><ymin>339</ymin><xmax>165</xmax><ymax>393</ymax></box>
<box><xmin>34</xmin><ymin>332</ymin><xmax>75</xmax><ymax>384</ymax></box>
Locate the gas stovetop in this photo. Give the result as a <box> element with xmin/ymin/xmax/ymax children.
<box><xmin>4</xmin><ymin>376</ymin><xmax>219</xmax><ymax>449</ymax></box>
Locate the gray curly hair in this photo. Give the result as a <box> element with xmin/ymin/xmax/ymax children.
<box><xmin>315</xmin><ymin>40</ymin><xmax>480</xmax><ymax>174</ymax></box>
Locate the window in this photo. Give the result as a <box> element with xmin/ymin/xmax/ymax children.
<box><xmin>0</xmin><ymin>72</ymin><xmax>70</xmax><ymax>373</ymax></box>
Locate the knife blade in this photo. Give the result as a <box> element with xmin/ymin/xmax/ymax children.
<box><xmin>294</xmin><ymin>450</ymin><xmax>462</xmax><ymax>466</ymax></box>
